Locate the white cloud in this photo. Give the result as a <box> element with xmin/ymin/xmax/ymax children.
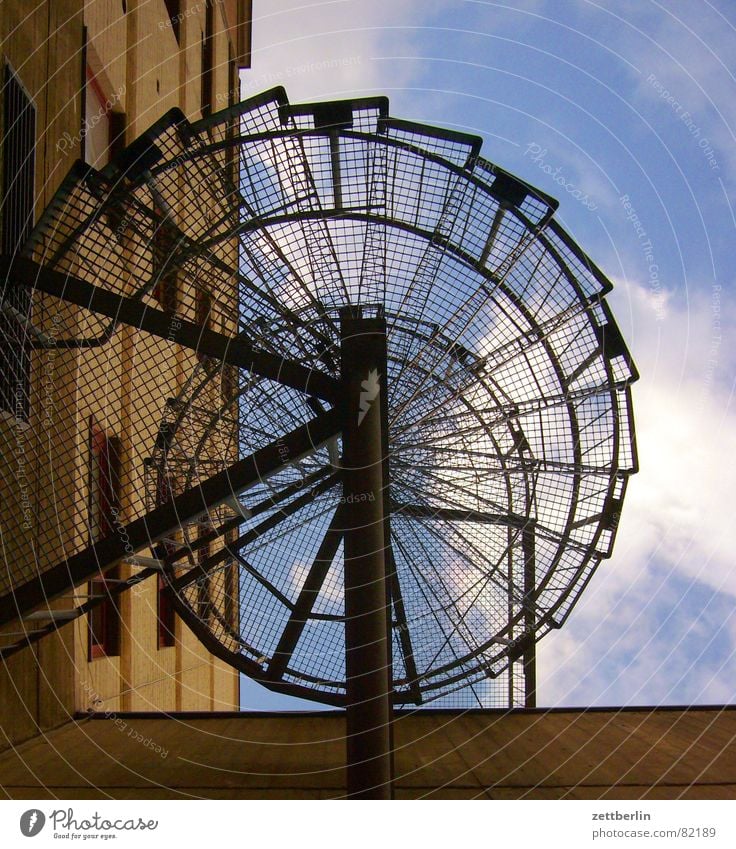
<box><xmin>606</xmin><ymin>1</ymin><xmax>736</xmax><ymax>182</ymax></box>
<box><xmin>244</xmin><ymin>0</ymin><xmax>453</xmax><ymax>103</ymax></box>
<box><xmin>538</xmin><ymin>277</ymin><xmax>736</xmax><ymax>705</ymax></box>
<box><xmin>235</xmin><ymin>2</ymin><xmax>736</xmax><ymax>707</ymax></box>
<box><xmin>614</xmin><ymin>279</ymin><xmax>736</xmax><ymax>596</ymax></box>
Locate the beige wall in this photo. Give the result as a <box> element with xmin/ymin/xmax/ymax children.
<box><xmin>1</xmin><ymin>0</ymin><xmax>246</xmax><ymax>750</ymax></box>
<box><xmin>1</xmin><ymin>708</ymin><xmax>734</xmax><ymax>799</ymax></box>
<box><xmin>0</xmin><ymin>0</ymin><xmax>85</xmax><ymax>749</ymax></box>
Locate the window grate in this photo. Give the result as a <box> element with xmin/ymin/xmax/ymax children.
<box><xmin>1</xmin><ymin>62</ymin><xmax>36</xmax><ymax>420</ymax></box>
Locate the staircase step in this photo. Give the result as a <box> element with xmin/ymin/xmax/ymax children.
<box><xmin>23</xmin><ymin>609</ymin><xmax>80</xmax><ymax>622</ymax></box>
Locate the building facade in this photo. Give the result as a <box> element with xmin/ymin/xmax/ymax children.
<box><xmin>0</xmin><ymin>0</ymin><xmax>252</xmax><ymax>749</ymax></box>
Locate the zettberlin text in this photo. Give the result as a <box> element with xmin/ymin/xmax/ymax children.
<box><xmin>591</xmin><ymin>811</ymin><xmax>651</xmax><ymax>821</ymax></box>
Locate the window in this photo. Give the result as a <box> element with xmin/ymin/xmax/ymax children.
<box><xmin>151</xmin><ymin>201</ymin><xmax>178</xmax><ymax>312</ymax></box>
<box><xmin>224</xmin><ymin>43</ymin><xmax>238</xmax><ymax>186</ymax></box>
<box><xmin>157</xmin><ymin>573</ymin><xmax>176</xmax><ymax>648</ymax></box>
<box><xmin>88</xmin><ymin>421</ymin><xmax>122</xmax><ymax>540</ymax></box>
<box><xmin>195</xmin><ymin>288</ymin><xmax>212</xmax><ymax>361</ymax></box>
<box><xmin>88</xmin><ymin>418</ymin><xmax>122</xmax><ymax>659</ymax></box>
<box><xmin>88</xmin><ymin>566</ymin><xmax>121</xmax><ymax>660</ymax></box>
<box><xmin>163</xmin><ymin>0</ymin><xmax>181</xmax><ymax>43</ymax></box>
<box><xmin>200</xmin><ymin>3</ymin><xmax>214</xmax><ymax>117</ymax></box>
<box><xmin>83</xmin><ymin>66</ymin><xmax>125</xmax><ymax>169</ymax></box>
<box><xmin>224</xmin><ymin>529</ymin><xmax>238</xmax><ymax>630</ymax></box>
<box><xmin>155</xmin><ymin>466</ymin><xmax>177</xmax><ymax>648</ymax></box>
<box><xmin>220</xmin><ymin>363</ymin><xmax>238</xmax><ymax>404</ymax></box>
<box><xmin>1</xmin><ymin>62</ymin><xmax>36</xmax><ymax>420</ymax></box>
<box><xmin>1</xmin><ymin>64</ymin><xmax>35</xmax><ymax>254</ymax></box>
<box><xmin>228</xmin><ymin>43</ymin><xmax>238</xmax><ymax>109</ymax></box>
<box><xmin>197</xmin><ymin>523</ymin><xmax>212</xmax><ymax>622</ymax></box>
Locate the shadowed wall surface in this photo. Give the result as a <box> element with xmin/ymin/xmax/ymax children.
<box><xmin>1</xmin><ymin>706</ymin><xmax>733</xmax><ymax>799</ymax></box>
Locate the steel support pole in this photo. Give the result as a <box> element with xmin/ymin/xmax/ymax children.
<box><xmin>522</xmin><ymin>526</ymin><xmax>537</xmax><ymax>708</ymax></box>
<box><xmin>341</xmin><ymin>310</ymin><xmax>393</xmax><ymax>800</ymax></box>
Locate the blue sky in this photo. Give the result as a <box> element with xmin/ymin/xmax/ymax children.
<box><xmin>239</xmin><ymin>0</ymin><xmax>736</xmax><ymax>709</ymax></box>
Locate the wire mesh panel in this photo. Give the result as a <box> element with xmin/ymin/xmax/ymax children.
<box><xmin>0</xmin><ymin>87</ymin><xmax>637</xmax><ymax>708</ymax></box>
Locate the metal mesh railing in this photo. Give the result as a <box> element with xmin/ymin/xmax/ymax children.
<box><xmin>0</xmin><ymin>87</ymin><xmax>637</xmax><ymax>709</ymax></box>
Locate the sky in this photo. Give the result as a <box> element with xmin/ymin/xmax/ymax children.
<box><xmin>238</xmin><ymin>0</ymin><xmax>736</xmax><ymax>710</ymax></box>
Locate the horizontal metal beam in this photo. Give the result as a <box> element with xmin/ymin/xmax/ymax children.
<box><xmin>0</xmin><ymin>255</ymin><xmax>339</xmax><ymax>402</ymax></box>
<box><xmin>392</xmin><ymin>502</ymin><xmax>531</xmax><ymax>529</ymax></box>
<box><xmin>0</xmin><ymin>409</ymin><xmax>340</xmax><ymax>626</ymax></box>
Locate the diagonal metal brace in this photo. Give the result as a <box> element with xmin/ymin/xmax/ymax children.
<box><xmin>0</xmin><ymin>409</ymin><xmax>340</xmax><ymax>626</ymax></box>
<box><xmin>0</xmin><ymin>255</ymin><xmax>339</xmax><ymax>402</ymax></box>
<box><xmin>266</xmin><ymin>504</ymin><xmax>345</xmax><ymax>681</ymax></box>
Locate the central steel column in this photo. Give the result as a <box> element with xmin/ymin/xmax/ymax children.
<box><xmin>522</xmin><ymin>526</ymin><xmax>537</xmax><ymax>708</ymax></box>
<box><xmin>340</xmin><ymin>308</ymin><xmax>393</xmax><ymax>799</ymax></box>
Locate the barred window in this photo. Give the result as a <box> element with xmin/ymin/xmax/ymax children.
<box><xmin>1</xmin><ymin>62</ymin><xmax>36</xmax><ymax>421</ymax></box>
